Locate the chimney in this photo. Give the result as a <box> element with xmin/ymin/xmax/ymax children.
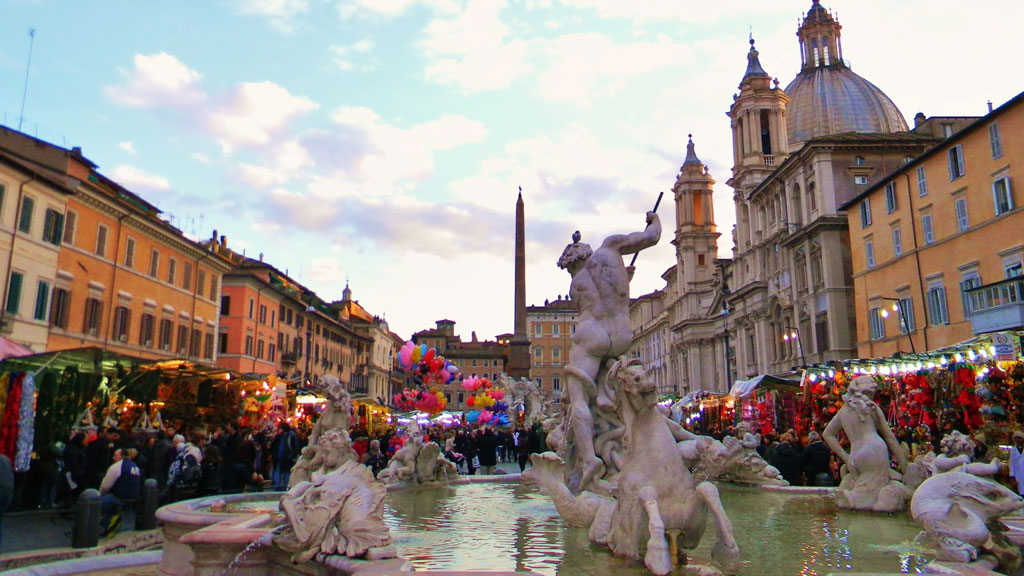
<box><xmin>259</xmin><ymin>252</ymin><xmax>263</xmax><ymax>262</ymax></box>
<box><xmin>220</xmin><ymin>235</ymin><xmax>226</xmax><ymax>248</ymax></box>
<box><xmin>212</xmin><ymin>229</ymin><xmax>218</xmax><ymax>241</ymax></box>
<box><xmin>71</xmin><ymin>146</ymin><xmax>82</xmax><ymax>155</ymax></box>
<box><xmin>913</xmin><ymin>112</ymin><xmax>926</xmax><ymax>128</ymax></box>
<box><xmin>987</xmin><ymin>100</ymin><xmax>994</xmax><ymax>113</ymax></box>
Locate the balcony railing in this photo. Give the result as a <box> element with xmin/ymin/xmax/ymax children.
<box><xmin>281</xmin><ymin>351</ymin><xmax>298</xmax><ymax>365</ymax></box>
<box><xmin>966</xmin><ymin>277</ymin><xmax>1024</xmax><ymax>334</ymax></box>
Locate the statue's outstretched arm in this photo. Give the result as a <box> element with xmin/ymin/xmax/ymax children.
<box><xmin>874</xmin><ymin>406</ymin><xmax>907</xmax><ymax>472</ymax></box>
<box><xmin>602</xmin><ymin>212</ymin><xmax>662</xmax><ymax>256</ymax></box>
<box><xmin>822</xmin><ymin>415</ymin><xmax>848</xmax><ymax>465</ymax></box>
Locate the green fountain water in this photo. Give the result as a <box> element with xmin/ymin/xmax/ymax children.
<box><xmin>383</xmin><ymin>482</ymin><xmax>933</xmax><ymax>576</ymax></box>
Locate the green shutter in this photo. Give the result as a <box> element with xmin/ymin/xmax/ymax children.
<box><xmin>18</xmin><ymin>197</ymin><xmax>34</xmax><ymax>233</ymax></box>
<box><xmin>6</xmin><ymin>272</ymin><xmax>23</xmax><ymax>314</ymax></box>
<box><xmin>34</xmin><ymin>281</ymin><xmax>49</xmax><ymax>321</ymax></box>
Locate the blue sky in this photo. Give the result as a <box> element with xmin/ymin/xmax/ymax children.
<box><xmin>1</xmin><ymin>0</ymin><xmax>1021</xmax><ymax>342</ymax></box>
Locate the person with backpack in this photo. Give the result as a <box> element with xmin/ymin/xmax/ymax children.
<box><xmin>270</xmin><ymin>422</ymin><xmax>300</xmax><ymax>490</ymax></box>
<box><xmin>99</xmin><ymin>448</ymin><xmax>142</xmax><ymax>537</ymax></box>
<box><xmin>164</xmin><ymin>441</ymin><xmax>201</xmax><ymax>502</ymax></box>
<box><xmin>200</xmin><ymin>445</ymin><xmax>224</xmax><ymax>495</ymax></box>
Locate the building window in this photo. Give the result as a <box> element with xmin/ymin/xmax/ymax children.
<box><xmin>257</xmin><ymin>339</ymin><xmax>265</xmax><ymax>360</ymax></box>
<box><xmin>50</xmin><ymin>287</ymin><xmax>70</xmax><ymax>328</ymax></box>
<box><xmin>96</xmin><ymin>224</ymin><xmax>108</xmax><ymax>257</ymax></box>
<box><xmin>993</xmin><ymin>176</ymin><xmax>1014</xmax><ymax>215</ymax></box>
<box><xmin>1005</xmin><ymin>257</ymin><xmax>1023</xmax><ymax>279</ymax></box>
<box><xmin>960</xmin><ymin>272</ymin><xmax>982</xmax><ymax>316</ymax></box>
<box><xmin>922</xmin><ymin>214</ymin><xmax>935</xmax><ymax>245</ymax></box>
<box><xmin>855</xmin><ymin>156</ymin><xmax>865</xmax><ymax>166</ymax></box>
<box><xmin>249</xmin><ymin>299</ymin><xmax>254</xmax><ymax>319</ymax></box>
<box><xmin>197</xmin><ymin>270</ymin><xmax>206</xmax><ymax>297</ymax></box>
<box><xmin>245</xmin><ymin>335</ymin><xmax>254</xmax><ymax>356</ymax></box>
<box><xmin>33</xmin><ymin>280</ymin><xmax>50</xmax><ymax>321</ymax></box>
<box><xmin>183</xmin><ymin>262</ymin><xmax>193</xmax><ymax>290</ymax></box>
<box><xmin>553</xmin><ymin>347</ymin><xmax>561</xmax><ymax>359</ymax></box>
<box><xmin>177</xmin><ymin>325</ymin><xmax>189</xmax><ymax>354</ymax></box>
<box><xmin>990</xmin><ymin>123</ymin><xmax>1003</xmax><ymax>159</ymax></box>
<box><xmin>268</xmin><ymin>343</ymin><xmax>276</xmax><ymax>362</ymax></box>
<box><xmin>814</xmin><ymin>313</ymin><xmax>829</xmax><ymax>352</ymax></box>
<box><xmin>139</xmin><ymin>313</ymin><xmax>155</xmax><ymax>347</ymax></box>
<box><xmin>209</xmin><ymin>276</ymin><xmax>218</xmax><ymax>300</ymax></box>
<box><xmin>534</xmin><ymin>347</ymin><xmax>542</xmax><ymax>359</ymax></box>
<box><xmin>552</xmin><ymin>324</ymin><xmax>559</xmax><ymax>336</ymax></box>
<box><xmin>84</xmin><ymin>297</ymin><xmax>103</xmax><ymax>335</ymax></box>
<box><xmin>62</xmin><ymin>210</ymin><xmax>77</xmax><ymax>245</ymax></box>
<box><xmin>167</xmin><ymin>259</ymin><xmax>177</xmax><ymax>284</ymax></box>
<box><xmin>191</xmin><ymin>329</ymin><xmax>201</xmax><ymax>357</ymax></box>
<box><xmin>159</xmin><ymin>318</ymin><xmax>173</xmax><ymax>350</ymax></box>
<box><xmin>5</xmin><ymin>272</ymin><xmax>22</xmax><ymax>315</ymax></box>
<box><xmin>854</xmin><ymin>175</ymin><xmax>868</xmax><ymax>185</ymax></box>
<box><xmin>884</xmin><ymin>183</ymin><xmax>897</xmax><ymax>213</ymax></box>
<box><xmin>205</xmin><ymin>333</ymin><xmax>215</xmax><ymax>359</ymax></box>
<box><xmin>927</xmin><ymin>282</ymin><xmax>949</xmax><ymax>326</ymax></box>
<box><xmin>892</xmin><ymin>227</ymin><xmax>903</xmax><ymax>258</ymax></box>
<box><xmin>868</xmin><ymin>307</ymin><xmax>885</xmax><ymax>340</ymax></box>
<box><xmin>42</xmin><ymin>209</ymin><xmax>63</xmax><ymax>245</ymax></box>
<box><xmin>859</xmin><ymin>199</ymin><xmax>871</xmax><ymax>228</ymax></box>
<box><xmin>898</xmin><ymin>297</ymin><xmax>916</xmax><ymax>333</ymax></box>
<box><xmin>18</xmin><ymin>197</ymin><xmax>34</xmax><ymax>234</ymax></box>
<box><xmin>553</xmin><ymin>376</ymin><xmax>561</xmax><ymax>391</ymax></box>
<box><xmin>865</xmin><ymin>241</ymin><xmax>875</xmax><ymax>269</ymax></box>
<box><xmin>947</xmin><ymin>144</ymin><xmax>965</xmax><ymax>180</ymax></box>
<box><xmin>218</xmin><ymin>333</ymin><xmax>228</xmax><ymax>354</ymax></box>
<box><xmin>916</xmin><ymin>166</ymin><xmax>928</xmax><ymax>197</ymax></box>
<box><xmin>113</xmin><ymin>306</ymin><xmax>131</xmax><ymax>342</ymax></box>
<box><xmin>534</xmin><ymin>323</ymin><xmax>542</xmax><ymax>336</ymax></box>
<box><xmin>955</xmin><ymin>197</ymin><xmax>970</xmax><ymax>231</ymax></box>
<box><xmin>221</xmin><ymin>296</ymin><xmax>231</xmax><ymax>316</ymax></box>
<box><xmin>125</xmin><ymin>237</ymin><xmax>136</xmax><ymax>268</ymax></box>
<box><xmin>259</xmin><ymin>304</ymin><xmax>267</xmax><ymax>324</ymax></box>
<box><xmin>150</xmin><ymin>250</ymin><xmax>160</xmax><ymax>277</ymax></box>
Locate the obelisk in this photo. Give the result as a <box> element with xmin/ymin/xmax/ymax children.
<box><xmin>508</xmin><ymin>187</ymin><xmax>531</xmax><ymax>379</ymax></box>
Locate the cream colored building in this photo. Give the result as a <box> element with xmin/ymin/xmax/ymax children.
<box><xmin>0</xmin><ymin>148</ymin><xmax>75</xmax><ymax>351</ymax></box>
<box><xmin>526</xmin><ymin>296</ymin><xmax>577</xmax><ymax>399</ymax></box>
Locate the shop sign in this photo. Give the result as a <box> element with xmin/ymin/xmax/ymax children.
<box><xmin>992</xmin><ymin>332</ymin><xmax>1019</xmax><ymax>361</ymax></box>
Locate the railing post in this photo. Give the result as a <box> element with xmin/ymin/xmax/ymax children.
<box><xmin>138</xmin><ymin>478</ymin><xmax>159</xmax><ymax>530</ymax></box>
<box><xmin>72</xmin><ymin>489</ymin><xmax>101</xmax><ymax>548</ymax></box>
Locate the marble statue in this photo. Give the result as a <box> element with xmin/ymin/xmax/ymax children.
<box><xmin>276</xmin><ymin>459</ymin><xmax>395</xmax><ymax>564</ymax></box>
<box><xmin>500</xmin><ymin>374</ymin><xmax>546</xmax><ymax>426</ymax></box>
<box><xmin>911</xmin><ymin>432</ymin><xmax>1024</xmax><ymax>570</ymax></box>
<box><xmin>378</xmin><ymin>420</ymin><xmax>457</xmax><ymax>485</ymax></box>
<box><xmin>691</xmin><ymin>422</ymin><xmax>787</xmax><ymax>486</ymax></box>
<box><xmin>556</xmin><ymin>211</ymin><xmax>661</xmax><ymax>492</ymax></box>
<box><xmin>524</xmin><ymin>356</ymin><xmax>739</xmax><ymax>575</ymax></box>
<box><xmin>289</xmin><ymin>375</ymin><xmax>355</xmax><ymax>489</ymax></box>
<box><xmin>823</xmin><ymin>375</ymin><xmax>910</xmax><ymax>512</ymax></box>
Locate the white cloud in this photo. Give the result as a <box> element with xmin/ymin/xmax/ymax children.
<box><xmin>231</xmin><ymin>0</ymin><xmax>309</xmax><ymax>32</ymax></box>
<box><xmin>337</xmin><ymin>0</ymin><xmax>459</xmax><ymax>19</ymax></box>
<box><xmin>233</xmin><ymin>139</ymin><xmax>314</xmax><ymax>188</ymax></box>
<box><xmin>118</xmin><ymin>141</ymin><xmax>137</xmax><ymax>155</ymax></box>
<box><xmin>109</xmin><ymin>165</ymin><xmax>171</xmax><ymax>191</ymax></box>
<box><xmin>330</xmin><ymin>39</ymin><xmax>376</xmax><ymax>71</ymax></box>
<box><xmin>206</xmin><ymin>81</ymin><xmax>319</xmax><ymax>152</ymax></box>
<box><xmin>104</xmin><ymin>52</ymin><xmax>205</xmax><ymax>108</ymax></box>
<box><xmin>191</xmin><ymin>152</ymin><xmax>212</xmax><ymax>164</ymax></box>
<box><xmin>555</xmin><ymin>0</ymin><xmax>791</xmax><ymax>23</ymax></box>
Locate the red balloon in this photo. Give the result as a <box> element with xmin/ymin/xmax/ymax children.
<box><xmin>424</xmin><ymin>348</ymin><xmax>436</xmax><ymax>364</ymax></box>
<box><xmin>467</xmin><ymin>396</ymin><xmax>475</xmax><ymax>407</ymax></box>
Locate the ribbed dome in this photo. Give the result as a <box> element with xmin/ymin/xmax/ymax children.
<box><xmin>784</xmin><ymin>66</ymin><xmax>909</xmax><ymax>146</ymax></box>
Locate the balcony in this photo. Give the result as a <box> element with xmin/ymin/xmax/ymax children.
<box><xmin>966</xmin><ymin>277</ymin><xmax>1024</xmax><ymax>334</ymax></box>
<box><xmin>281</xmin><ymin>351</ymin><xmax>298</xmax><ymax>365</ymax></box>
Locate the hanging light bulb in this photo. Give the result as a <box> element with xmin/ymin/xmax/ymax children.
<box><xmin>828</xmin><ymin>369</ymin><xmax>836</xmax><ymax>378</ymax></box>
<box><xmin>926</xmin><ymin>361</ymin><xmax>936</xmax><ymax>369</ymax></box>
<box><xmin>940</xmin><ymin>356</ymin><xmax>949</xmax><ymax>365</ymax></box>
<box><xmin>955</xmin><ymin>353</ymin><xmax>964</xmax><ymax>363</ymax></box>
<box><xmin>967</xmin><ymin>350</ymin><xmax>977</xmax><ymax>361</ymax></box>
<box><xmin>808</xmin><ymin>373</ymin><xmax>818</xmax><ymax>382</ymax></box>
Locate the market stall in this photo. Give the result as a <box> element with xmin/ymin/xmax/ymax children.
<box><xmin>730</xmin><ymin>374</ymin><xmax>803</xmax><ymax>438</ymax></box>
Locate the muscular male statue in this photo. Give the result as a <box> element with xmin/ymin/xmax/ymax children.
<box><xmin>557</xmin><ymin>211</ymin><xmax>661</xmax><ymax>490</ymax></box>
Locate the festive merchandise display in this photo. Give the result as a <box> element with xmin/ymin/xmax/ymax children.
<box><xmin>398</xmin><ymin>342</ymin><xmax>460</xmax><ymax>386</ymax></box>
<box><xmin>0</xmin><ymin>372</ymin><xmax>36</xmax><ymax>471</ymax></box>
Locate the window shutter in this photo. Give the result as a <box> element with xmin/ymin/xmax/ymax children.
<box><xmin>956</xmin><ymin>146</ymin><xmax>965</xmax><ymax>177</ymax></box>
<box><xmin>6</xmin><ymin>273</ymin><xmax>22</xmax><ymax>314</ymax></box>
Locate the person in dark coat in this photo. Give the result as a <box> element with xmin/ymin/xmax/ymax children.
<box><xmin>773</xmin><ymin>433</ymin><xmax>804</xmax><ymax>486</ymax></box>
<box><xmin>476</xmin><ymin>427</ymin><xmax>499</xmax><ymax>473</ymax></box>
<box><xmin>516</xmin><ymin>428</ymin><xmax>533</xmax><ymax>472</ymax></box>
<box><xmin>149</xmin><ymin>431</ymin><xmax>174</xmax><ymax>490</ymax></box>
<box><xmin>85</xmin><ymin>428</ymin><xmax>121</xmax><ymax>489</ymax></box>
<box><xmin>61</xmin><ymin>433</ymin><xmax>88</xmax><ymax>505</ymax></box>
<box><xmin>802</xmin><ymin>431</ymin><xmax>834</xmax><ymax>486</ymax></box>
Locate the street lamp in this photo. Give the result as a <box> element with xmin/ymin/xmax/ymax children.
<box><xmin>304</xmin><ymin>302</ymin><xmax>316</xmax><ymax>387</ymax></box>
<box><xmin>781</xmin><ymin>326</ymin><xmax>806</xmax><ymax>366</ymax></box>
<box><xmin>880</xmin><ymin>297</ymin><xmax>916</xmax><ymax>353</ymax></box>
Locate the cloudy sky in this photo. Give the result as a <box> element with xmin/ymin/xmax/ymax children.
<box><xmin>0</xmin><ymin>1</ymin><xmax>1021</xmax><ymax>342</ymax></box>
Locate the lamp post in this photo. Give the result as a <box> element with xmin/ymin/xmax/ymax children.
<box><xmin>304</xmin><ymin>302</ymin><xmax>315</xmax><ymax>387</ymax></box>
<box><xmin>782</xmin><ymin>326</ymin><xmax>806</xmax><ymax>366</ymax></box>
<box><xmin>881</xmin><ymin>297</ymin><xmax>916</xmax><ymax>354</ymax></box>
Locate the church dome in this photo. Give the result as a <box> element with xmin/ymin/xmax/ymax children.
<box><xmin>783</xmin><ymin>0</ymin><xmax>908</xmax><ymax>146</ymax></box>
<box><xmin>784</xmin><ymin>67</ymin><xmax>908</xmax><ymax>146</ymax></box>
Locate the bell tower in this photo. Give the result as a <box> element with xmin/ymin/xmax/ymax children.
<box><xmin>672</xmin><ymin>136</ymin><xmax>719</xmax><ymax>318</ymax></box>
<box><xmin>797</xmin><ymin>0</ymin><xmax>843</xmax><ymax>70</ymax></box>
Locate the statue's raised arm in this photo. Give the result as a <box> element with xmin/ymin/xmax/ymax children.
<box><xmin>601</xmin><ymin>212</ymin><xmax>661</xmax><ymax>258</ymax></box>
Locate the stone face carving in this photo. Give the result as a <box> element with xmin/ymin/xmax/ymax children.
<box><xmin>276</xmin><ymin>460</ymin><xmax>395</xmax><ymax>564</ymax></box>
<box><xmin>909</xmin><ymin>430</ymin><xmax>1021</xmax><ymax>571</ymax></box>
<box><xmin>823</xmin><ymin>375</ymin><xmax>910</xmax><ymax>512</ymax></box>
<box><xmin>525</xmin><ymin>357</ymin><xmax>740</xmax><ymax>576</ymax></box>
<box><xmin>289</xmin><ymin>375</ymin><xmax>356</xmax><ymax>489</ymax></box>
<box><xmin>377</xmin><ymin>420</ymin><xmax>458</xmax><ymax>485</ymax></box>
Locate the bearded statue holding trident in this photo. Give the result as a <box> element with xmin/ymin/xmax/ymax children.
<box><xmin>557</xmin><ymin>204</ymin><xmax>661</xmax><ymax>492</ymax></box>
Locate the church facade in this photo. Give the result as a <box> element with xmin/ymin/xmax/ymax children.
<box><xmin>657</xmin><ymin>1</ymin><xmax>943</xmax><ymax>394</ymax></box>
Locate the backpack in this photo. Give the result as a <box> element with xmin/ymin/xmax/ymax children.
<box><xmin>173</xmin><ymin>454</ymin><xmax>201</xmax><ymax>493</ymax></box>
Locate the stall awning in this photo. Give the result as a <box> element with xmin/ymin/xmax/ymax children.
<box><xmin>730</xmin><ymin>374</ymin><xmax>801</xmax><ymax>399</ymax></box>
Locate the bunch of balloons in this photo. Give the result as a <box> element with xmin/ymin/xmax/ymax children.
<box><xmin>398</xmin><ymin>342</ymin><xmax>459</xmax><ymax>386</ymax></box>
<box><xmin>460</xmin><ymin>376</ymin><xmax>492</xmax><ymax>391</ymax></box>
<box><xmin>392</xmin><ymin>387</ymin><xmax>447</xmax><ymax>415</ymax></box>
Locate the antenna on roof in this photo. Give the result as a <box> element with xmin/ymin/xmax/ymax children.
<box><xmin>18</xmin><ymin>28</ymin><xmax>35</xmax><ymax>131</ymax></box>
